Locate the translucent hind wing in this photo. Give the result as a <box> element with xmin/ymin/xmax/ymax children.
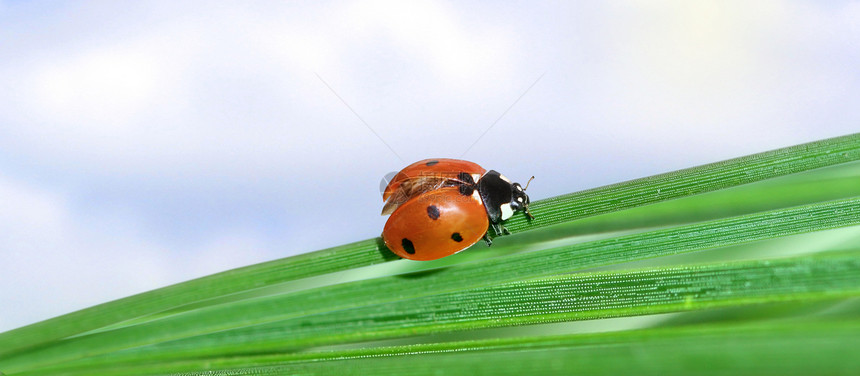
<box><xmin>382</xmin><ymin>159</ymin><xmax>485</xmax><ymax>201</ymax></box>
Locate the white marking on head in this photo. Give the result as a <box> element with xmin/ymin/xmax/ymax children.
<box><xmin>500</xmin><ymin>203</ymin><xmax>514</xmax><ymax>220</ymax></box>
<box><xmin>516</xmin><ymin>185</ymin><xmax>523</xmax><ymax>192</ymax></box>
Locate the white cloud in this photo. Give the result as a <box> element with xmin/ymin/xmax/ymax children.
<box><xmin>0</xmin><ymin>173</ymin><xmax>271</xmax><ymax>332</ymax></box>
<box><xmin>0</xmin><ymin>174</ymin><xmax>159</xmax><ymax>330</ymax></box>
<box><xmin>34</xmin><ymin>48</ymin><xmax>163</xmax><ymax>125</ymax></box>
<box><xmin>0</xmin><ymin>1</ymin><xmax>523</xmax><ymax>180</ymax></box>
<box><xmin>551</xmin><ymin>1</ymin><xmax>860</xmax><ymax>157</ymax></box>
<box><xmin>338</xmin><ymin>0</ymin><xmax>514</xmax><ymax>83</ymax></box>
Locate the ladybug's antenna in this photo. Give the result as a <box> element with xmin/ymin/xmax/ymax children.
<box><xmin>524</xmin><ymin>202</ymin><xmax>535</xmax><ymax>219</ymax></box>
<box><xmin>524</xmin><ymin>176</ymin><xmax>535</xmax><ymax>191</ymax></box>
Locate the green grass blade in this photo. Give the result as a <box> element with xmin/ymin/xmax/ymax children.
<box><xmin>1</xmin><ymin>134</ymin><xmax>857</xmax><ymax>358</ymax></box>
<box><xmin>4</xmin><ymin>197</ymin><xmax>859</xmax><ymax>372</ymax></box>
<box><xmin>502</xmin><ymin>132</ymin><xmax>860</xmax><ymax>233</ymax></box>
<box><xmin>540</xmin><ymin>161</ymin><xmax>860</xmax><ymax>241</ymax></box>
<box><xmin>0</xmin><ymin>238</ymin><xmax>395</xmax><ymax>359</ymax></box>
<box><xmin>29</xmin><ymin>319</ymin><xmax>860</xmax><ymax>376</ymax></box>
<box><xmin>55</xmin><ymin>250</ymin><xmax>860</xmax><ymax>371</ymax></box>
<box><xmin>179</xmin><ymin>320</ymin><xmax>860</xmax><ymax>376</ymax></box>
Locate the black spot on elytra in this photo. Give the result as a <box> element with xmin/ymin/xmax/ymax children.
<box><xmin>457</xmin><ymin>172</ymin><xmax>474</xmax><ymax>184</ymax></box>
<box><xmin>451</xmin><ymin>232</ymin><xmax>463</xmax><ymax>242</ymax></box>
<box><xmin>456</xmin><ymin>172</ymin><xmax>476</xmax><ymax>196</ymax></box>
<box><xmin>425</xmin><ymin>160</ymin><xmax>439</xmax><ymax>166</ymax></box>
<box><xmin>402</xmin><ymin>238</ymin><xmax>415</xmax><ymax>254</ymax></box>
<box><xmin>459</xmin><ymin>185</ymin><xmax>474</xmax><ymax>196</ymax></box>
<box><xmin>427</xmin><ymin>205</ymin><xmax>441</xmax><ymax>220</ymax></box>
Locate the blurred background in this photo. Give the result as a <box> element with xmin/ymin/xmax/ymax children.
<box><xmin>0</xmin><ymin>1</ymin><xmax>858</xmax><ymax>332</ymax></box>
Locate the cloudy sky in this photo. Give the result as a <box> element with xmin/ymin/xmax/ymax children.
<box><xmin>1</xmin><ymin>1</ymin><xmax>858</xmax><ymax>332</ymax></box>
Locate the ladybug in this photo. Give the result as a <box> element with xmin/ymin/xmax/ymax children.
<box><xmin>381</xmin><ymin>158</ymin><xmax>533</xmax><ymax>261</ymax></box>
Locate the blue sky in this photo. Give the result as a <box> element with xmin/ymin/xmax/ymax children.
<box><xmin>1</xmin><ymin>1</ymin><xmax>858</xmax><ymax>332</ymax></box>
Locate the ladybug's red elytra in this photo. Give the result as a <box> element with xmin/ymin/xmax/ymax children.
<box><xmin>381</xmin><ymin>158</ymin><xmax>532</xmax><ymax>261</ymax></box>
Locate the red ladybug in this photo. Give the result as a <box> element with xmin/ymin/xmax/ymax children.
<box><xmin>381</xmin><ymin>158</ymin><xmax>532</xmax><ymax>261</ymax></box>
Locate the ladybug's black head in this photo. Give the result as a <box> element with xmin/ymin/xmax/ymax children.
<box><xmin>510</xmin><ymin>177</ymin><xmax>533</xmax><ymax>219</ymax></box>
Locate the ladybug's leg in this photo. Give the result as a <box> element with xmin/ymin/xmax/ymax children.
<box><xmin>490</xmin><ymin>223</ymin><xmax>501</xmax><ymax>237</ymax></box>
<box><xmin>490</xmin><ymin>222</ymin><xmax>511</xmax><ymax>237</ymax></box>
<box><xmin>484</xmin><ymin>221</ymin><xmax>514</xmax><ymax>246</ymax></box>
<box><xmin>482</xmin><ymin>232</ymin><xmax>493</xmax><ymax>246</ymax></box>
